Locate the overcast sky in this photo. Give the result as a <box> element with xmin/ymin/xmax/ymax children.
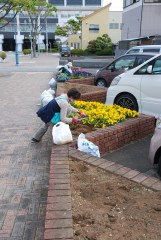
<box><xmin>103</xmin><ymin>0</ymin><xmax>123</xmax><ymax>10</ymax></box>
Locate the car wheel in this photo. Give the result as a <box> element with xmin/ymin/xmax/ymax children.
<box><xmin>115</xmin><ymin>93</ymin><xmax>138</xmax><ymax>111</ymax></box>
<box><xmin>157</xmin><ymin>154</ymin><xmax>161</xmax><ymax>177</ymax></box>
<box><xmin>96</xmin><ymin>78</ymin><xmax>107</xmax><ymax>87</ymax></box>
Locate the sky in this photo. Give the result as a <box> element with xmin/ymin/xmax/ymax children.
<box><xmin>103</xmin><ymin>0</ymin><xmax>123</xmax><ymax>11</ymax></box>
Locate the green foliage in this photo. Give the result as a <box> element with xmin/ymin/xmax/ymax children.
<box><xmin>96</xmin><ymin>49</ymin><xmax>113</xmax><ymax>56</ymax></box>
<box><xmin>55</xmin><ymin>16</ymin><xmax>82</xmax><ymax>37</ymax></box>
<box><xmin>87</xmin><ymin>34</ymin><xmax>112</xmax><ymax>54</ymax></box>
<box><xmin>50</xmin><ymin>48</ymin><xmax>59</xmax><ymax>53</ymax></box>
<box><xmin>0</xmin><ymin>52</ymin><xmax>7</xmax><ymax>60</ymax></box>
<box><xmin>71</xmin><ymin>49</ymin><xmax>84</xmax><ymax>56</ymax></box>
<box><xmin>23</xmin><ymin>49</ymin><xmax>31</xmax><ymax>55</ymax></box>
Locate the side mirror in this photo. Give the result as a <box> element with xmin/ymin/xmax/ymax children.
<box><xmin>147</xmin><ymin>65</ymin><xmax>153</xmax><ymax>74</ymax></box>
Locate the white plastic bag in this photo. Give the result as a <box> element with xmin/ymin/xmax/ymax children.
<box><xmin>52</xmin><ymin>122</ymin><xmax>73</xmax><ymax>145</ymax></box>
<box><xmin>49</xmin><ymin>77</ymin><xmax>57</xmax><ymax>90</ymax></box>
<box><xmin>40</xmin><ymin>89</ymin><xmax>55</xmax><ymax>107</ymax></box>
<box><xmin>77</xmin><ymin>133</ymin><xmax>100</xmax><ymax>158</ymax></box>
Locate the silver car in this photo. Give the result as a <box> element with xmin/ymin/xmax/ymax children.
<box><xmin>148</xmin><ymin>116</ymin><xmax>161</xmax><ymax>176</ymax></box>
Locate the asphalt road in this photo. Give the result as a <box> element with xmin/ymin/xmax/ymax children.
<box><xmin>103</xmin><ymin>134</ymin><xmax>160</xmax><ymax>179</ymax></box>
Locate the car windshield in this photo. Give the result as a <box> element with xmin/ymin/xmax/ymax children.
<box><xmin>62</xmin><ymin>47</ymin><xmax>69</xmax><ymax>50</ymax></box>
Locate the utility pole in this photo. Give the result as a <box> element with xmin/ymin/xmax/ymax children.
<box><xmin>14</xmin><ymin>14</ymin><xmax>19</xmax><ymax>65</ymax></box>
<box><xmin>45</xmin><ymin>12</ymin><xmax>48</xmax><ymax>52</ymax></box>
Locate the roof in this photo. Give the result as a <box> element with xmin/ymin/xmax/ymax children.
<box><xmin>81</xmin><ymin>3</ymin><xmax>111</xmax><ymax>22</ymax></box>
<box><xmin>121</xmin><ymin>35</ymin><xmax>161</xmax><ymax>42</ymax></box>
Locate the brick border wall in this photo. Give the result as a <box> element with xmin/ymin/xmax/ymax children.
<box><xmin>44</xmin><ymin>145</ymin><xmax>74</xmax><ymax>240</ymax></box>
<box><xmin>68</xmin><ymin>77</ymin><xmax>94</xmax><ymax>85</ymax></box>
<box><xmin>85</xmin><ymin>114</ymin><xmax>155</xmax><ymax>155</ymax></box>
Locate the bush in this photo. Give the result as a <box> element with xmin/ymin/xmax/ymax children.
<box><xmin>71</xmin><ymin>49</ymin><xmax>84</xmax><ymax>56</ymax></box>
<box><xmin>23</xmin><ymin>49</ymin><xmax>31</xmax><ymax>55</ymax></box>
<box><xmin>50</xmin><ymin>48</ymin><xmax>59</xmax><ymax>53</ymax></box>
<box><xmin>96</xmin><ymin>49</ymin><xmax>113</xmax><ymax>56</ymax></box>
<box><xmin>0</xmin><ymin>51</ymin><xmax>7</xmax><ymax>60</ymax></box>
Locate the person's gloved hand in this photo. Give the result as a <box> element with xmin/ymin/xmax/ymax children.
<box><xmin>78</xmin><ymin>111</ymin><xmax>87</xmax><ymax>118</ymax></box>
<box><xmin>72</xmin><ymin>117</ymin><xmax>80</xmax><ymax>123</ymax></box>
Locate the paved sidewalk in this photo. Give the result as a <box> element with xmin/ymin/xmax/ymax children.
<box><xmin>0</xmin><ymin>54</ymin><xmax>59</xmax><ymax>239</ymax></box>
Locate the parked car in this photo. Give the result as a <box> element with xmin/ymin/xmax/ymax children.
<box><xmin>125</xmin><ymin>45</ymin><xmax>161</xmax><ymax>55</ymax></box>
<box><xmin>94</xmin><ymin>53</ymin><xmax>155</xmax><ymax>87</ymax></box>
<box><xmin>148</xmin><ymin>116</ymin><xmax>161</xmax><ymax>176</ymax></box>
<box><xmin>60</xmin><ymin>46</ymin><xmax>71</xmax><ymax>57</ymax></box>
<box><xmin>105</xmin><ymin>54</ymin><xmax>161</xmax><ymax>117</ymax></box>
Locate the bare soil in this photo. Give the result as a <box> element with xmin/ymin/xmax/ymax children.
<box><xmin>70</xmin><ymin>123</ymin><xmax>97</xmax><ymax>135</ymax></box>
<box><xmin>70</xmin><ymin>159</ymin><xmax>161</xmax><ymax>240</ymax></box>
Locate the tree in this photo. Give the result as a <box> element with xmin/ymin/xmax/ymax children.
<box><xmin>55</xmin><ymin>16</ymin><xmax>82</xmax><ymax>37</ymax></box>
<box><xmin>0</xmin><ymin>0</ymin><xmax>24</xmax><ymax>28</ymax></box>
<box><xmin>87</xmin><ymin>34</ymin><xmax>112</xmax><ymax>53</ymax></box>
<box><xmin>20</xmin><ymin>0</ymin><xmax>57</xmax><ymax>57</ymax></box>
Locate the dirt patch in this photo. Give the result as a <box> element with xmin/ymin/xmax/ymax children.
<box><xmin>70</xmin><ymin>159</ymin><xmax>161</xmax><ymax>240</ymax></box>
<box><xmin>57</xmin><ymin>82</ymin><xmax>104</xmax><ymax>95</ymax></box>
<box><xmin>70</xmin><ymin>123</ymin><xmax>97</xmax><ymax>135</ymax></box>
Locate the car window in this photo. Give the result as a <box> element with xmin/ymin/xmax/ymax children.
<box><xmin>135</xmin><ymin>63</ymin><xmax>150</xmax><ymax>74</ymax></box>
<box><xmin>114</xmin><ymin>56</ymin><xmax>136</xmax><ymax>70</ymax></box>
<box><xmin>127</xmin><ymin>49</ymin><xmax>140</xmax><ymax>54</ymax></box>
<box><xmin>152</xmin><ymin>58</ymin><xmax>161</xmax><ymax>74</ymax></box>
<box><xmin>135</xmin><ymin>55</ymin><xmax>154</xmax><ymax>66</ymax></box>
<box><xmin>136</xmin><ymin>56</ymin><xmax>161</xmax><ymax>74</ymax></box>
<box><xmin>143</xmin><ymin>49</ymin><xmax>160</xmax><ymax>53</ymax></box>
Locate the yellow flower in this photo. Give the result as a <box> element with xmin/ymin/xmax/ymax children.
<box><xmin>72</xmin><ymin>101</ymin><xmax>139</xmax><ymax>128</ymax></box>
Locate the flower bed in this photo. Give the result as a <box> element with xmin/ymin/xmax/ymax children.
<box><xmin>71</xmin><ymin>70</ymin><xmax>93</xmax><ymax>79</ymax></box>
<box><xmin>72</xmin><ymin>101</ymin><xmax>139</xmax><ymax>128</ymax></box>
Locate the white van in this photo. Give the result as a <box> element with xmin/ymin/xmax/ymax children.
<box><xmin>106</xmin><ymin>53</ymin><xmax>161</xmax><ymax>117</ymax></box>
<box><xmin>125</xmin><ymin>45</ymin><xmax>161</xmax><ymax>55</ymax></box>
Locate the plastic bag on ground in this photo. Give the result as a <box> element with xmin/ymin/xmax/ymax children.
<box><xmin>49</xmin><ymin>77</ymin><xmax>57</xmax><ymax>90</ymax></box>
<box><xmin>77</xmin><ymin>133</ymin><xmax>100</xmax><ymax>158</ymax></box>
<box><xmin>40</xmin><ymin>88</ymin><xmax>55</xmax><ymax>107</ymax></box>
<box><xmin>52</xmin><ymin>122</ymin><xmax>73</xmax><ymax>145</ymax></box>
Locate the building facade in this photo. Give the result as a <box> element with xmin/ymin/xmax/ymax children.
<box><xmin>0</xmin><ymin>0</ymin><xmax>103</xmax><ymax>52</ymax></box>
<box><xmin>108</xmin><ymin>11</ymin><xmax>122</xmax><ymax>45</ymax></box>
<box><xmin>122</xmin><ymin>0</ymin><xmax>161</xmax><ymax>39</ymax></box>
<box><xmin>68</xmin><ymin>5</ymin><xmax>122</xmax><ymax>50</ymax></box>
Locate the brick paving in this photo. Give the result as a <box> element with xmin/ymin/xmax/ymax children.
<box><xmin>0</xmin><ymin>66</ymin><xmax>54</xmax><ymax>239</ymax></box>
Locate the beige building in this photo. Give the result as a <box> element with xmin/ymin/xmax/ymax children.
<box><xmin>108</xmin><ymin>11</ymin><xmax>122</xmax><ymax>45</ymax></box>
<box><xmin>68</xmin><ymin>4</ymin><xmax>122</xmax><ymax>50</ymax></box>
<box><xmin>81</xmin><ymin>4</ymin><xmax>111</xmax><ymax>50</ymax></box>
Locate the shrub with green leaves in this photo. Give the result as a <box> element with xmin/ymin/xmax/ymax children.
<box><xmin>71</xmin><ymin>49</ymin><xmax>84</xmax><ymax>56</ymax></box>
<box><xmin>23</xmin><ymin>49</ymin><xmax>31</xmax><ymax>55</ymax></box>
<box><xmin>96</xmin><ymin>49</ymin><xmax>113</xmax><ymax>56</ymax></box>
<box><xmin>0</xmin><ymin>51</ymin><xmax>7</xmax><ymax>60</ymax></box>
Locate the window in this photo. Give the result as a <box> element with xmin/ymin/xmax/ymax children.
<box><xmin>144</xmin><ymin>0</ymin><xmax>161</xmax><ymax>2</ymax></box>
<box><xmin>67</xmin><ymin>0</ymin><xmax>82</xmax><ymax>5</ymax></box>
<box><xmin>127</xmin><ymin>49</ymin><xmax>140</xmax><ymax>54</ymax></box>
<box><xmin>85</xmin><ymin>0</ymin><xmax>101</xmax><ymax>5</ymax></box>
<box><xmin>49</xmin><ymin>0</ymin><xmax>64</xmax><ymax>5</ymax></box>
<box><xmin>143</xmin><ymin>48</ymin><xmax>160</xmax><ymax>53</ymax></box>
<box><xmin>135</xmin><ymin>55</ymin><xmax>154</xmax><ymax>66</ymax></box>
<box><xmin>109</xmin><ymin>56</ymin><xmax>136</xmax><ymax>70</ymax></box>
<box><xmin>153</xmin><ymin>58</ymin><xmax>161</xmax><ymax>74</ymax></box>
<box><xmin>109</xmin><ymin>23</ymin><xmax>119</xmax><ymax>29</ymax></box>
<box><xmin>123</xmin><ymin>0</ymin><xmax>140</xmax><ymax>8</ymax></box>
<box><xmin>89</xmin><ymin>24</ymin><xmax>99</xmax><ymax>32</ymax></box>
